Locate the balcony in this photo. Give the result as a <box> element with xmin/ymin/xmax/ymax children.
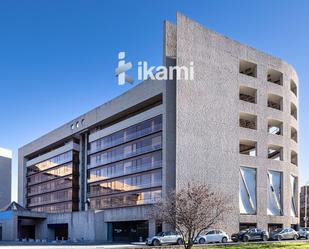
<box><xmin>291</xmin><ymin>151</ymin><xmax>298</xmax><ymax>166</ymax></box>
<box><xmin>268</xmin><ymin>145</ymin><xmax>283</xmax><ymax>161</ymax></box>
<box><xmin>239</xmin><ymin>60</ymin><xmax>257</xmax><ymax>78</ymax></box>
<box><xmin>291</xmin><ymin>127</ymin><xmax>298</xmax><ymax>143</ymax></box>
<box><xmin>268</xmin><ymin>94</ymin><xmax>283</xmax><ymax>111</ymax></box>
<box><xmin>239</xmin><ymin>140</ymin><xmax>257</xmax><ymax>157</ymax></box>
<box><xmin>291</xmin><ymin>103</ymin><xmax>297</xmax><ymax>120</ymax></box>
<box><xmin>239</xmin><ymin>86</ymin><xmax>257</xmax><ymax>104</ymax></box>
<box><xmin>290</xmin><ymin>80</ymin><xmax>297</xmax><ymax>96</ymax></box>
<box><xmin>268</xmin><ymin>119</ymin><xmax>283</xmax><ymax>136</ymax></box>
<box><xmin>267</xmin><ymin>69</ymin><xmax>283</xmax><ymax>86</ymax></box>
<box><xmin>239</xmin><ymin>113</ymin><xmax>257</xmax><ymax>130</ymax></box>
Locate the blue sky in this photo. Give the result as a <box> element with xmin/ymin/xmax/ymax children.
<box><xmin>0</xmin><ymin>0</ymin><xmax>308</xmax><ymax>201</ymax></box>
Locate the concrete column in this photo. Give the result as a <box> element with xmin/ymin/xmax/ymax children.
<box><xmin>101</xmin><ymin>222</ymin><xmax>108</xmax><ymax>241</ymax></box>
<box><xmin>35</xmin><ymin>220</ymin><xmax>47</xmax><ymax>240</ymax></box>
<box><xmin>148</xmin><ymin>219</ymin><xmax>156</xmax><ymax>237</ymax></box>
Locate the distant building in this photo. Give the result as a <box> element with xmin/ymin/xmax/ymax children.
<box><xmin>0</xmin><ymin>148</ymin><xmax>12</xmax><ymax>209</ymax></box>
<box><xmin>300</xmin><ymin>186</ymin><xmax>309</xmax><ymax>227</ymax></box>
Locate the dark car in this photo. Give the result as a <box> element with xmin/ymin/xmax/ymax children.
<box><xmin>270</xmin><ymin>228</ymin><xmax>298</xmax><ymax>241</ymax></box>
<box><xmin>231</xmin><ymin>228</ymin><xmax>269</xmax><ymax>242</ymax></box>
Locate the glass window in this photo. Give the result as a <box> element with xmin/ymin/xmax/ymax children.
<box><xmin>88</xmin><ymin>170</ymin><xmax>162</xmax><ymax>197</ymax></box>
<box><xmin>239</xmin><ymin>167</ymin><xmax>257</xmax><ymax>215</ymax></box>
<box><xmin>291</xmin><ymin>175</ymin><xmax>298</xmax><ymax>217</ymax></box>
<box><xmin>90</xmin><ymin>115</ymin><xmax>162</xmax><ymax>153</ymax></box>
<box><xmin>267</xmin><ymin>170</ymin><xmax>283</xmax><ymax>216</ymax></box>
<box><xmin>89</xmin><ymin>133</ymin><xmax>162</xmax><ymax>168</ymax></box>
<box><xmin>27</xmin><ymin>151</ymin><xmax>73</xmax><ymax>174</ymax></box>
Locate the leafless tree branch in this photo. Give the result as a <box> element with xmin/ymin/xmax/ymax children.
<box><xmin>149</xmin><ymin>183</ymin><xmax>231</xmax><ymax>249</ymax></box>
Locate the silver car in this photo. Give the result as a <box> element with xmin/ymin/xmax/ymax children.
<box><xmin>146</xmin><ymin>231</ymin><xmax>183</xmax><ymax>246</ymax></box>
<box><xmin>298</xmin><ymin>228</ymin><xmax>309</xmax><ymax>239</ymax></box>
<box><xmin>270</xmin><ymin>228</ymin><xmax>298</xmax><ymax>241</ymax></box>
<box><xmin>195</xmin><ymin>229</ymin><xmax>229</xmax><ymax>244</ymax></box>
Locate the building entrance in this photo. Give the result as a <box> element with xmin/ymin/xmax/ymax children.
<box><xmin>20</xmin><ymin>225</ymin><xmax>35</xmax><ymax>240</ymax></box>
<box><xmin>48</xmin><ymin>224</ymin><xmax>68</xmax><ymax>240</ymax></box>
<box><xmin>111</xmin><ymin>221</ymin><xmax>148</xmax><ymax>242</ymax></box>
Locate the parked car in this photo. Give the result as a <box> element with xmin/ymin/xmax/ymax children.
<box><xmin>195</xmin><ymin>229</ymin><xmax>229</xmax><ymax>244</ymax></box>
<box><xmin>270</xmin><ymin>228</ymin><xmax>298</xmax><ymax>241</ymax></box>
<box><xmin>146</xmin><ymin>231</ymin><xmax>183</xmax><ymax>246</ymax></box>
<box><xmin>231</xmin><ymin>228</ymin><xmax>269</xmax><ymax>242</ymax></box>
<box><xmin>298</xmin><ymin>228</ymin><xmax>309</xmax><ymax>239</ymax></box>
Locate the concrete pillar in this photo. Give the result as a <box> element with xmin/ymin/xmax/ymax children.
<box><xmin>148</xmin><ymin>219</ymin><xmax>156</xmax><ymax>237</ymax></box>
<box><xmin>35</xmin><ymin>220</ymin><xmax>47</xmax><ymax>240</ymax></box>
<box><xmin>101</xmin><ymin>222</ymin><xmax>108</xmax><ymax>241</ymax></box>
<box><xmin>107</xmin><ymin>223</ymin><xmax>113</xmax><ymax>242</ymax></box>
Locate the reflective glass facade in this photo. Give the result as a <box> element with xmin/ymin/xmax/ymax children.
<box><xmin>89</xmin><ymin>133</ymin><xmax>162</xmax><ymax>168</ymax></box>
<box><xmin>89</xmin><ymin>116</ymin><xmax>162</xmax><ymax>154</ymax></box>
<box><xmin>27</xmin><ymin>151</ymin><xmax>72</xmax><ymax>175</ymax></box>
<box><xmin>88</xmin><ymin>151</ymin><xmax>162</xmax><ymax>183</ymax></box>
<box><xmin>239</xmin><ymin>167</ymin><xmax>257</xmax><ymax>215</ymax></box>
<box><xmin>88</xmin><ymin>115</ymin><xmax>163</xmax><ymax>209</ymax></box>
<box><xmin>88</xmin><ymin>170</ymin><xmax>162</xmax><ymax>197</ymax></box>
<box><xmin>290</xmin><ymin>175</ymin><xmax>298</xmax><ymax>217</ymax></box>
<box><xmin>89</xmin><ymin>189</ymin><xmax>162</xmax><ymax>209</ymax></box>
<box><xmin>26</xmin><ymin>149</ymin><xmax>79</xmax><ymax>213</ymax></box>
<box><xmin>267</xmin><ymin>170</ymin><xmax>283</xmax><ymax>216</ymax></box>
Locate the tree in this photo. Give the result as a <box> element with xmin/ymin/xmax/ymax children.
<box><xmin>149</xmin><ymin>184</ymin><xmax>230</xmax><ymax>249</ymax></box>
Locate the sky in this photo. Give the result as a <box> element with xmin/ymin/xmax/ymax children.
<box><xmin>0</xmin><ymin>0</ymin><xmax>308</xmax><ymax>202</ymax></box>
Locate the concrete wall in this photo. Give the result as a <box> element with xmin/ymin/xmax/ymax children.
<box><xmin>0</xmin><ymin>210</ymin><xmax>106</xmax><ymax>242</ymax></box>
<box><xmin>0</xmin><ymin>155</ymin><xmax>11</xmax><ymax>209</ymax></box>
<box><xmin>0</xmin><ymin>212</ymin><xmax>18</xmax><ymax>241</ymax></box>
<box><xmin>103</xmin><ymin>206</ymin><xmax>156</xmax><ymax>238</ymax></box>
<box><xmin>45</xmin><ymin>211</ymin><xmax>97</xmax><ymax>241</ymax></box>
<box><xmin>173</xmin><ymin>13</ymin><xmax>299</xmax><ymax>235</ymax></box>
<box><xmin>162</xmin><ymin>21</ymin><xmax>177</xmax><ymax>199</ymax></box>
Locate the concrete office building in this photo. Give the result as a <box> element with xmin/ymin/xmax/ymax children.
<box><xmin>13</xmin><ymin>13</ymin><xmax>299</xmax><ymax>242</ymax></box>
<box><xmin>0</xmin><ymin>148</ymin><xmax>12</xmax><ymax>209</ymax></box>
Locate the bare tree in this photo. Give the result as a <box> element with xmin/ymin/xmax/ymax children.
<box><xmin>149</xmin><ymin>184</ymin><xmax>230</xmax><ymax>249</ymax></box>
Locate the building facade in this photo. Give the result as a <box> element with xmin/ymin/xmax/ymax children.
<box><xmin>16</xmin><ymin>13</ymin><xmax>299</xmax><ymax>242</ymax></box>
<box><xmin>0</xmin><ymin>148</ymin><xmax>12</xmax><ymax>209</ymax></box>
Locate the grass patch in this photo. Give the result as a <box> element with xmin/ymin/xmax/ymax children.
<box><xmin>195</xmin><ymin>242</ymin><xmax>309</xmax><ymax>249</ymax></box>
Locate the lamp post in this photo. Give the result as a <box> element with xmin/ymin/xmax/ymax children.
<box><xmin>305</xmin><ymin>181</ymin><xmax>309</xmax><ymax>228</ymax></box>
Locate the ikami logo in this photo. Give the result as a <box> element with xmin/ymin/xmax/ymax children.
<box><xmin>115</xmin><ymin>51</ymin><xmax>194</xmax><ymax>86</ymax></box>
<box><xmin>115</xmin><ymin>52</ymin><xmax>134</xmax><ymax>86</ymax></box>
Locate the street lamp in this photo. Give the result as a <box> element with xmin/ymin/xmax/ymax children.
<box><xmin>305</xmin><ymin>181</ymin><xmax>309</xmax><ymax>228</ymax></box>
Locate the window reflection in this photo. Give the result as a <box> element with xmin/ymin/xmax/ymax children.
<box><xmin>28</xmin><ymin>176</ymin><xmax>74</xmax><ymax>196</ymax></box>
<box><xmin>88</xmin><ymin>151</ymin><xmax>162</xmax><ymax>183</ymax></box>
<box><xmin>28</xmin><ymin>189</ymin><xmax>73</xmax><ymax>207</ymax></box>
<box><xmin>32</xmin><ymin>202</ymin><xmax>74</xmax><ymax>213</ymax></box>
<box><xmin>90</xmin><ymin>115</ymin><xmax>162</xmax><ymax>154</ymax></box>
<box><xmin>27</xmin><ymin>151</ymin><xmax>72</xmax><ymax>174</ymax></box>
<box><xmin>88</xmin><ymin>170</ymin><xmax>162</xmax><ymax>197</ymax></box>
<box><xmin>89</xmin><ymin>189</ymin><xmax>162</xmax><ymax>209</ymax></box>
<box><xmin>89</xmin><ymin>133</ymin><xmax>162</xmax><ymax>168</ymax></box>
<box><xmin>26</xmin><ymin>150</ymin><xmax>79</xmax><ymax>213</ymax></box>
<box><xmin>27</xmin><ymin>163</ymin><xmax>73</xmax><ymax>185</ymax></box>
